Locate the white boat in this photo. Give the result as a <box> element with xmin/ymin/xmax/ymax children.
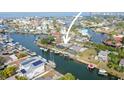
<box><xmin>8</xmin><ymin>38</ymin><xmax>13</xmax><ymax>42</ymax></box>
<box><xmin>31</xmin><ymin>52</ymin><xmax>37</xmax><ymax>56</ymax></box>
<box><xmin>5</xmin><ymin>40</ymin><xmax>9</xmax><ymax>43</ymax></box>
<box><xmin>98</xmin><ymin>69</ymin><xmax>108</xmax><ymax>76</ymax></box>
<box><xmin>18</xmin><ymin>45</ymin><xmax>23</xmax><ymax>51</ymax></box>
<box><xmin>50</xmin><ymin>50</ymin><xmax>54</xmax><ymax>52</ymax></box>
<box><xmin>40</xmin><ymin>47</ymin><xmax>48</xmax><ymax>51</ymax></box>
<box><xmin>64</xmin><ymin>53</ymin><xmax>69</xmax><ymax>57</ymax></box>
<box><xmin>26</xmin><ymin>49</ymin><xmax>30</xmax><ymax>52</ymax></box>
<box><xmin>54</xmin><ymin>51</ymin><xmax>60</xmax><ymax>54</ymax></box>
<box><xmin>42</xmin><ymin>58</ymin><xmax>47</xmax><ymax>62</ymax></box>
<box><xmin>38</xmin><ymin>56</ymin><xmax>47</xmax><ymax>62</ymax></box>
<box><xmin>22</xmin><ymin>47</ymin><xmax>26</xmax><ymax>50</ymax></box>
<box><xmin>40</xmin><ymin>47</ymin><xmax>44</xmax><ymax>50</ymax></box>
<box><xmin>35</xmin><ymin>37</ymin><xmax>39</xmax><ymax>41</ymax></box>
<box><xmin>43</xmin><ymin>48</ymin><xmax>48</xmax><ymax>52</ymax></box>
<box><xmin>15</xmin><ymin>42</ymin><xmax>19</xmax><ymax>45</ymax></box>
<box><xmin>47</xmin><ymin>60</ymin><xmax>56</xmax><ymax>68</ymax></box>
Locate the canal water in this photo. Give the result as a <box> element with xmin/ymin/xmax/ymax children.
<box><xmin>10</xmin><ymin>33</ymin><xmax>117</xmax><ymax>80</ymax></box>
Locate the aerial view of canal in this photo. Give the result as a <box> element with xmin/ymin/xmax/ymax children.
<box><xmin>10</xmin><ymin>33</ymin><xmax>117</xmax><ymax>80</ymax></box>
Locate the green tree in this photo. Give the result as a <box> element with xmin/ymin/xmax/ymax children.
<box><xmin>114</xmin><ymin>66</ymin><xmax>124</xmax><ymax>72</ymax></box>
<box><xmin>108</xmin><ymin>53</ymin><xmax>119</xmax><ymax>64</ymax></box>
<box><xmin>15</xmin><ymin>75</ymin><xmax>28</xmax><ymax>80</ymax></box>
<box><xmin>0</xmin><ymin>56</ymin><xmax>6</xmax><ymax>66</ymax></box>
<box><xmin>118</xmin><ymin>48</ymin><xmax>124</xmax><ymax>58</ymax></box>
<box><xmin>1</xmin><ymin>66</ymin><xmax>17</xmax><ymax>79</ymax></box>
<box><xmin>92</xmin><ymin>43</ymin><xmax>116</xmax><ymax>52</ymax></box>
<box><xmin>58</xmin><ymin>73</ymin><xmax>76</xmax><ymax>80</ymax></box>
<box><xmin>116</xmin><ymin>22</ymin><xmax>124</xmax><ymax>30</ymax></box>
<box><xmin>107</xmin><ymin>62</ymin><xmax>114</xmax><ymax>68</ymax></box>
<box><xmin>5</xmin><ymin>66</ymin><xmax>17</xmax><ymax>77</ymax></box>
<box><xmin>40</xmin><ymin>35</ymin><xmax>55</xmax><ymax>44</ymax></box>
<box><xmin>0</xmin><ymin>70</ymin><xmax>6</xmax><ymax>80</ymax></box>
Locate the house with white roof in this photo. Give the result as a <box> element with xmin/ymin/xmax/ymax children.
<box><xmin>18</xmin><ymin>56</ymin><xmax>46</xmax><ymax>79</ymax></box>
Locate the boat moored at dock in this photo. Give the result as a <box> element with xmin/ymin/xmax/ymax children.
<box><xmin>46</xmin><ymin>60</ymin><xmax>56</xmax><ymax>68</ymax></box>
<box><xmin>98</xmin><ymin>69</ymin><xmax>108</xmax><ymax>76</ymax></box>
<box><xmin>54</xmin><ymin>51</ymin><xmax>60</xmax><ymax>54</ymax></box>
<box><xmin>30</xmin><ymin>52</ymin><xmax>37</xmax><ymax>56</ymax></box>
<box><xmin>40</xmin><ymin>47</ymin><xmax>48</xmax><ymax>52</ymax></box>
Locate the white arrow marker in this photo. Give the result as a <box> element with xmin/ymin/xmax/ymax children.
<box><xmin>63</xmin><ymin>12</ymin><xmax>82</xmax><ymax>44</ymax></box>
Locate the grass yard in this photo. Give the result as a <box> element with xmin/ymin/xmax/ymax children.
<box><xmin>78</xmin><ymin>48</ymin><xmax>98</xmax><ymax>64</ymax></box>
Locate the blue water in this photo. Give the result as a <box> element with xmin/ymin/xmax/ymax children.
<box><xmin>82</xmin><ymin>28</ymin><xmax>108</xmax><ymax>44</ymax></box>
<box><xmin>0</xmin><ymin>12</ymin><xmax>122</xmax><ymax>18</ymax></box>
<box><xmin>0</xmin><ymin>12</ymin><xmax>91</xmax><ymax>18</ymax></box>
<box><xmin>10</xmin><ymin>33</ymin><xmax>117</xmax><ymax>80</ymax></box>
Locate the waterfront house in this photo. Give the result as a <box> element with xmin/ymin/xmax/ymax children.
<box><xmin>113</xmin><ymin>35</ymin><xmax>123</xmax><ymax>43</ymax></box>
<box><xmin>69</xmin><ymin>45</ymin><xmax>81</xmax><ymax>52</ymax></box>
<box><xmin>98</xmin><ymin>50</ymin><xmax>110</xmax><ymax>62</ymax></box>
<box><xmin>119</xmin><ymin>59</ymin><xmax>124</xmax><ymax>67</ymax></box>
<box><xmin>18</xmin><ymin>56</ymin><xmax>45</xmax><ymax>79</ymax></box>
<box><xmin>104</xmin><ymin>38</ymin><xmax>122</xmax><ymax>48</ymax></box>
<box><xmin>69</xmin><ymin>45</ymin><xmax>87</xmax><ymax>53</ymax></box>
<box><xmin>74</xmin><ymin>35</ymin><xmax>89</xmax><ymax>43</ymax></box>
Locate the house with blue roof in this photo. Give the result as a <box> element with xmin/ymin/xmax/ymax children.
<box><xmin>18</xmin><ymin>56</ymin><xmax>45</xmax><ymax>79</ymax></box>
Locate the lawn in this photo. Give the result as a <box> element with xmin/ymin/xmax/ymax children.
<box><xmin>78</xmin><ymin>48</ymin><xmax>98</xmax><ymax>63</ymax></box>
